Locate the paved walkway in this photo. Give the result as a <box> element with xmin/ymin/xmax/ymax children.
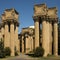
<box><xmin>6</xmin><ymin>53</ymin><xmax>35</xmax><ymax>60</ymax></box>
<box><xmin>1</xmin><ymin>54</ymin><xmax>60</xmax><ymax>60</ymax></box>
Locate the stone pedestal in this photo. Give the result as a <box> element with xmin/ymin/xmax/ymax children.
<box><xmin>10</xmin><ymin>23</ymin><xmax>15</xmax><ymax>56</ymax></box>
<box><xmin>53</xmin><ymin>22</ymin><xmax>58</xmax><ymax>56</ymax></box>
<box><xmin>34</xmin><ymin>17</ymin><xmax>39</xmax><ymax>48</ymax></box>
<box><xmin>4</xmin><ymin>23</ymin><xmax>10</xmax><ymax>48</ymax></box>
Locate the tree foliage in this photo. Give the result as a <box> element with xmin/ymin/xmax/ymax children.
<box><xmin>4</xmin><ymin>47</ymin><xmax>11</xmax><ymax>56</ymax></box>
<box><xmin>34</xmin><ymin>47</ymin><xmax>44</xmax><ymax>57</ymax></box>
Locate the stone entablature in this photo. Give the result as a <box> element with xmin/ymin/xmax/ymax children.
<box><xmin>2</xmin><ymin>8</ymin><xmax>19</xmax><ymax>22</ymax></box>
<box><xmin>33</xmin><ymin>4</ymin><xmax>58</xmax><ymax>23</ymax></box>
<box><xmin>21</xmin><ymin>27</ymin><xmax>34</xmax><ymax>35</ymax></box>
<box><xmin>34</xmin><ymin>4</ymin><xmax>47</xmax><ymax>17</ymax></box>
<box><xmin>47</xmin><ymin>7</ymin><xmax>57</xmax><ymax>18</ymax></box>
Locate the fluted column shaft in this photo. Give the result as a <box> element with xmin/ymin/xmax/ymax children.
<box><xmin>30</xmin><ymin>36</ymin><xmax>33</xmax><ymax>51</ymax></box>
<box><xmin>0</xmin><ymin>27</ymin><xmax>4</xmax><ymax>41</ymax></box>
<box><xmin>1</xmin><ymin>27</ymin><xmax>4</xmax><ymax>35</ymax></box>
<box><xmin>53</xmin><ymin>22</ymin><xmax>58</xmax><ymax>56</ymax></box>
<box><xmin>22</xmin><ymin>36</ymin><xmax>24</xmax><ymax>53</ymax></box>
<box><xmin>25</xmin><ymin>36</ymin><xmax>30</xmax><ymax>53</ymax></box>
<box><xmin>49</xmin><ymin>21</ymin><xmax>52</xmax><ymax>55</ymax></box>
<box><xmin>4</xmin><ymin>23</ymin><xmax>10</xmax><ymax>48</ymax></box>
<box><xmin>10</xmin><ymin>23</ymin><xmax>15</xmax><ymax>56</ymax></box>
<box><xmin>34</xmin><ymin>17</ymin><xmax>39</xmax><ymax>48</ymax></box>
<box><xmin>0</xmin><ymin>30</ymin><xmax>2</xmax><ymax>41</ymax></box>
<box><xmin>15</xmin><ymin>26</ymin><xmax>20</xmax><ymax>54</ymax></box>
<box><xmin>42</xmin><ymin>19</ymin><xmax>50</xmax><ymax>56</ymax></box>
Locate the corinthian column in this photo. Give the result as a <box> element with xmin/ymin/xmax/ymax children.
<box><xmin>10</xmin><ymin>23</ymin><xmax>15</xmax><ymax>56</ymax></box>
<box><xmin>53</xmin><ymin>21</ymin><xmax>58</xmax><ymax>56</ymax></box>
<box><xmin>34</xmin><ymin>16</ymin><xmax>40</xmax><ymax>49</ymax></box>
<box><xmin>1</xmin><ymin>26</ymin><xmax>4</xmax><ymax>41</ymax></box>
<box><xmin>25</xmin><ymin>35</ymin><xmax>30</xmax><ymax>53</ymax></box>
<box><xmin>1</xmin><ymin>27</ymin><xmax>4</xmax><ymax>35</ymax></box>
<box><xmin>42</xmin><ymin>17</ymin><xmax>50</xmax><ymax>56</ymax></box>
<box><xmin>4</xmin><ymin>23</ymin><xmax>10</xmax><ymax>48</ymax></box>
<box><xmin>22</xmin><ymin>36</ymin><xmax>24</xmax><ymax>53</ymax></box>
<box><xmin>49</xmin><ymin>21</ymin><xmax>52</xmax><ymax>55</ymax></box>
<box><xmin>15</xmin><ymin>25</ymin><xmax>20</xmax><ymax>55</ymax></box>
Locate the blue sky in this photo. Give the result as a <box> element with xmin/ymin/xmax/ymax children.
<box><xmin>0</xmin><ymin>0</ymin><xmax>60</xmax><ymax>33</ymax></box>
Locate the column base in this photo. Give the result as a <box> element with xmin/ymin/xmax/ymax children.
<box><xmin>11</xmin><ymin>53</ymin><xmax>15</xmax><ymax>56</ymax></box>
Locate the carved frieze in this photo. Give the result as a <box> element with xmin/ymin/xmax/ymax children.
<box><xmin>47</xmin><ymin>7</ymin><xmax>57</xmax><ymax>19</ymax></box>
<box><xmin>2</xmin><ymin>8</ymin><xmax>19</xmax><ymax>22</ymax></box>
<box><xmin>34</xmin><ymin>4</ymin><xmax>47</xmax><ymax>16</ymax></box>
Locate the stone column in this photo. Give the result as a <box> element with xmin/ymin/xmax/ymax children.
<box><xmin>22</xmin><ymin>36</ymin><xmax>24</xmax><ymax>53</ymax></box>
<box><xmin>4</xmin><ymin>23</ymin><xmax>10</xmax><ymax>48</ymax></box>
<box><xmin>0</xmin><ymin>29</ymin><xmax>2</xmax><ymax>41</ymax></box>
<box><xmin>1</xmin><ymin>27</ymin><xmax>4</xmax><ymax>42</ymax></box>
<box><xmin>49</xmin><ymin>21</ymin><xmax>52</xmax><ymax>55</ymax></box>
<box><xmin>53</xmin><ymin>21</ymin><xmax>58</xmax><ymax>56</ymax></box>
<box><xmin>28</xmin><ymin>35</ymin><xmax>33</xmax><ymax>52</ymax></box>
<box><xmin>34</xmin><ymin>16</ymin><xmax>40</xmax><ymax>49</ymax></box>
<box><xmin>10</xmin><ymin>23</ymin><xmax>15</xmax><ymax>56</ymax></box>
<box><xmin>25</xmin><ymin>35</ymin><xmax>30</xmax><ymax>53</ymax></box>
<box><xmin>15</xmin><ymin>25</ymin><xmax>20</xmax><ymax>55</ymax></box>
<box><xmin>30</xmin><ymin>36</ymin><xmax>33</xmax><ymax>52</ymax></box>
<box><xmin>1</xmin><ymin>27</ymin><xmax>4</xmax><ymax>35</ymax></box>
<box><xmin>42</xmin><ymin>18</ymin><xmax>50</xmax><ymax>56</ymax></box>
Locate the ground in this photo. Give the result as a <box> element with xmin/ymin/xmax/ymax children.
<box><xmin>0</xmin><ymin>53</ymin><xmax>60</xmax><ymax>60</ymax></box>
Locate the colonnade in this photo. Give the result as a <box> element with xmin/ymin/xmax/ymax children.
<box><xmin>21</xmin><ymin>33</ymin><xmax>34</xmax><ymax>53</ymax></box>
<box><xmin>1</xmin><ymin>8</ymin><xmax>20</xmax><ymax>56</ymax></box>
<box><xmin>33</xmin><ymin>4</ymin><xmax>58</xmax><ymax>56</ymax></box>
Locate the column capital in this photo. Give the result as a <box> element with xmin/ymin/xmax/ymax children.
<box><xmin>41</xmin><ymin>15</ymin><xmax>49</xmax><ymax>22</ymax></box>
<box><xmin>15</xmin><ymin>22</ymin><xmax>19</xmax><ymax>26</ymax></box>
<box><xmin>46</xmin><ymin>16</ymin><xmax>58</xmax><ymax>23</ymax></box>
<box><xmin>33</xmin><ymin>16</ymin><xmax>40</xmax><ymax>21</ymax></box>
<box><xmin>53</xmin><ymin>18</ymin><xmax>58</xmax><ymax>23</ymax></box>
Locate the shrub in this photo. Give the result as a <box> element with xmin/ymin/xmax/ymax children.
<box><xmin>15</xmin><ymin>51</ymin><xmax>18</xmax><ymax>56</ymax></box>
<box><xmin>0</xmin><ymin>50</ymin><xmax>5</xmax><ymax>58</ymax></box>
<box><xmin>0</xmin><ymin>41</ymin><xmax>5</xmax><ymax>58</ymax></box>
<box><xmin>47</xmin><ymin>54</ymin><xmax>52</xmax><ymax>56</ymax></box>
<box><xmin>5</xmin><ymin>47</ymin><xmax>11</xmax><ymax>56</ymax></box>
<box><xmin>34</xmin><ymin>47</ymin><xmax>44</xmax><ymax>57</ymax></box>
